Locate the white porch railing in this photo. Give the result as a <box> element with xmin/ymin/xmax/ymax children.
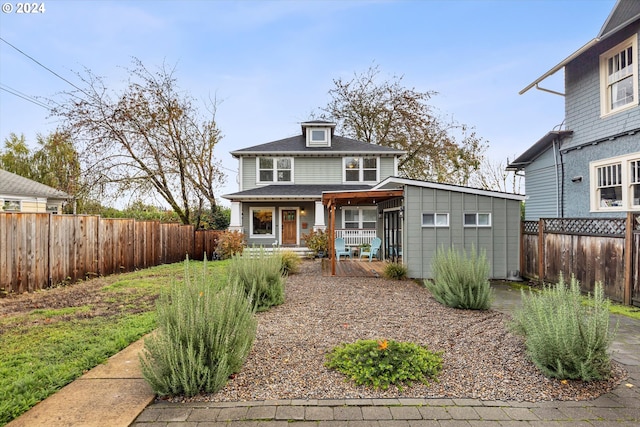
<box><xmin>334</xmin><ymin>229</ymin><xmax>377</xmax><ymax>247</ymax></box>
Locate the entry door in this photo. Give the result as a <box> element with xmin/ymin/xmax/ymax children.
<box><xmin>281</xmin><ymin>210</ymin><xmax>297</xmax><ymax>245</ymax></box>
<box><xmin>384</xmin><ymin>210</ymin><xmax>402</xmax><ymax>262</ymax></box>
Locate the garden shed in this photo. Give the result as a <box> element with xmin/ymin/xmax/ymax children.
<box><xmin>373</xmin><ymin>177</ymin><xmax>525</xmax><ymax>280</ymax></box>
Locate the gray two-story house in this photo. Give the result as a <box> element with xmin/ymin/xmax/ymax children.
<box><xmin>223</xmin><ymin>121</ymin><xmax>404</xmax><ymax>248</ymax></box>
<box><xmin>224</xmin><ymin>120</ymin><xmax>524</xmax><ymax>280</ymax></box>
<box><xmin>508</xmin><ymin>0</ymin><xmax>640</xmax><ymax>220</ymax></box>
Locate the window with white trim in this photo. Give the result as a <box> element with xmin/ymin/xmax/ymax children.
<box><xmin>250</xmin><ymin>207</ymin><xmax>275</xmax><ymax>237</ymax></box>
<box><xmin>591</xmin><ymin>153</ymin><xmax>640</xmax><ymax>211</ymax></box>
<box><xmin>422</xmin><ymin>213</ymin><xmax>449</xmax><ymax>227</ymax></box>
<box><xmin>464</xmin><ymin>213</ymin><xmax>491</xmax><ymax>227</ymax></box>
<box><xmin>343</xmin><ymin>208</ymin><xmax>377</xmax><ymax>229</ymax></box>
<box><xmin>258</xmin><ymin>157</ymin><xmax>292</xmax><ymax>183</ymax></box>
<box><xmin>343</xmin><ymin>157</ymin><xmax>378</xmax><ymax>182</ymax></box>
<box><xmin>2</xmin><ymin>199</ymin><xmax>20</xmax><ymax>211</ymax></box>
<box><xmin>600</xmin><ymin>34</ymin><xmax>638</xmax><ymax>116</ymax></box>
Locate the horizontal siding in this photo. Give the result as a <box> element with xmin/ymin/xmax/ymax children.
<box><xmin>523</xmin><ymin>164</ymin><xmax>559</xmax><ymax>220</ymax></box>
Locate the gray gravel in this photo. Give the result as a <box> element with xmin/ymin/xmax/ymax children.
<box><xmin>175</xmin><ymin>260</ymin><xmax>625</xmax><ymax>403</ymax></box>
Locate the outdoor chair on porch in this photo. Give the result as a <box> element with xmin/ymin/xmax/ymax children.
<box><xmin>335</xmin><ymin>237</ymin><xmax>352</xmax><ymax>261</ymax></box>
<box><xmin>360</xmin><ymin>237</ymin><xmax>381</xmax><ymax>262</ymax></box>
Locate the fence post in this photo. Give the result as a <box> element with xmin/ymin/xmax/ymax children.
<box><xmin>519</xmin><ymin>220</ymin><xmax>525</xmax><ymax>278</ymax></box>
<box><xmin>537</xmin><ymin>218</ymin><xmax>544</xmax><ymax>286</ymax></box>
<box><xmin>624</xmin><ymin>211</ymin><xmax>633</xmax><ymax>306</ymax></box>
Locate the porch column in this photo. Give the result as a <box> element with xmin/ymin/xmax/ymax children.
<box><xmin>228</xmin><ymin>201</ymin><xmax>243</xmax><ymax>232</ymax></box>
<box><xmin>313</xmin><ymin>201</ymin><xmax>326</xmax><ymax>231</ymax></box>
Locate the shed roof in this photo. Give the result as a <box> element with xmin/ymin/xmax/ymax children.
<box><xmin>0</xmin><ymin>169</ymin><xmax>69</xmax><ymax>199</ymax></box>
<box><xmin>374</xmin><ymin>176</ymin><xmax>525</xmax><ymax>201</ymax></box>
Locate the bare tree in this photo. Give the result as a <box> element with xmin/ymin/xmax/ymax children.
<box><xmin>49</xmin><ymin>58</ymin><xmax>225</xmax><ymax>226</ymax></box>
<box><xmin>319</xmin><ymin>65</ymin><xmax>487</xmax><ymax>185</ymax></box>
<box><xmin>468</xmin><ymin>156</ymin><xmax>524</xmax><ymax>194</ymax></box>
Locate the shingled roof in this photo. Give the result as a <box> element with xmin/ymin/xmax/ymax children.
<box><xmin>230</xmin><ymin>135</ymin><xmax>405</xmax><ymax>157</ymax></box>
<box><xmin>223</xmin><ymin>184</ymin><xmax>372</xmax><ymax>200</ymax></box>
<box><xmin>0</xmin><ymin>169</ymin><xmax>69</xmax><ymax>199</ymax></box>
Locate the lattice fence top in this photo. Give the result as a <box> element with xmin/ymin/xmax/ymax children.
<box><xmin>523</xmin><ymin>221</ymin><xmax>538</xmax><ymax>234</ymax></box>
<box><xmin>544</xmin><ymin>218</ymin><xmax>626</xmax><ymax>237</ymax></box>
<box><xmin>635</xmin><ymin>213</ymin><xmax>640</xmax><ymax>231</ymax></box>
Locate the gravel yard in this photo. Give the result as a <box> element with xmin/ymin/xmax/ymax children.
<box><xmin>179</xmin><ymin>260</ymin><xmax>626</xmax><ymax>403</ymax></box>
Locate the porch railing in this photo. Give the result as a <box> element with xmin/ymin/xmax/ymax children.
<box><xmin>334</xmin><ymin>228</ymin><xmax>377</xmax><ymax>247</ymax></box>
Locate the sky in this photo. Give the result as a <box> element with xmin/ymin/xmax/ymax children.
<box><xmin>0</xmin><ymin>0</ymin><xmax>618</xmax><ymax>207</ymax></box>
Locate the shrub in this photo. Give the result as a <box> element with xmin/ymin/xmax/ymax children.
<box><xmin>302</xmin><ymin>229</ymin><xmax>328</xmax><ymax>257</ymax></box>
<box><xmin>384</xmin><ymin>262</ymin><xmax>408</xmax><ymax>280</ymax></box>
<box><xmin>510</xmin><ymin>274</ymin><xmax>615</xmax><ymax>381</ymax></box>
<box><xmin>140</xmin><ymin>260</ymin><xmax>256</xmax><ymax>397</ymax></box>
<box><xmin>228</xmin><ymin>249</ymin><xmax>285</xmax><ymax>312</ymax></box>
<box><xmin>216</xmin><ymin>230</ymin><xmax>245</xmax><ymax>259</ymax></box>
<box><xmin>278</xmin><ymin>250</ymin><xmax>301</xmax><ymax>275</ymax></box>
<box><xmin>425</xmin><ymin>246</ymin><xmax>492</xmax><ymax>310</ymax></box>
<box><xmin>326</xmin><ymin>339</ymin><xmax>442</xmax><ymax>391</ymax></box>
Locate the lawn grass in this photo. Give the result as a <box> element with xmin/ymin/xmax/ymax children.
<box><xmin>0</xmin><ymin>259</ymin><xmax>229</xmax><ymax>426</ymax></box>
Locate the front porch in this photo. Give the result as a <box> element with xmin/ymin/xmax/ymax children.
<box><xmin>320</xmin><ymin>258</ymin><xmax>387</xmax><ymax>277</ymax></box>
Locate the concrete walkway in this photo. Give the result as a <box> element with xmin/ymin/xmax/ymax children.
<box><xmin>7</xmin><ymin>284</ymin><xmax>640</xmax><ymax>426</ymax></box>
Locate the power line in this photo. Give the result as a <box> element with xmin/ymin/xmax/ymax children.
<box><xmin>0</xmin><ymin>37</ymin><xmax>87</xmax><ymax>95</ymax></box>
<box><xmin>0</xmin><ymin>85</ymin><xmax>50</xmax><ymax>110</ymax></box>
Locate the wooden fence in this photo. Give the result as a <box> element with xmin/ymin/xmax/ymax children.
<box><xmin>0</xmin><ymin>213</ymin><xmax>223</xmax><ymax>294</ymax></box>
<box><xmin>521</xmin><ymin>212</ymin><xmax>640</xmax><ymax>306</ymax></box>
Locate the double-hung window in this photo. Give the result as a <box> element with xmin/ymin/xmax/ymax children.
<box><xmin>343</xmin><ymin>208</ymin><xmax>377</xmax><ymax>229</ymax></box>
<box><xmin>464</xmin><ymin>213</ymin><xmax>491</xmax><ymax>227</ymax></box>
<box><xmin>600</xmin><ymin>34</ymin><xmax>638</xmax><ymax>116</ymax></box>
<box><xmin>343</xmin><ymin>157</ymin><xmax>378</xmax><ymax>182</ymax></box>
<box><xmin>422</xmin><ymin>213</ymin><xmax>449</xmax><ymax>227</ymax></box>
<box><xmin>591</xmin><ymin>153</ymin><xmax>640</xmax><ymax>211</ymax></box>
<box><xmin>258</xmin><ymin>157</ymin><xmax>292</xmax><ymax>183</ymax></box>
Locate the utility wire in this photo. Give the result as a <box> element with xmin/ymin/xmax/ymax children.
<box><xmin>0</xmin><ymin>37</ymin><xmax>88</xmax><ymax>95</ymax></box>
<box><xmin>0</xmin><ymin>85</ymin><xmax>50</xmax><ymax>109</ymax></box>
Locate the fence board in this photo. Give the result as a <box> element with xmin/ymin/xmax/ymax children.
<box><xmin>633</xmin><ymin>232</ymin><xmax>640</xmax><ymax>306</ymax></box>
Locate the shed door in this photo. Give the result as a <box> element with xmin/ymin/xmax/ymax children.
<box><xmin>282</xmin><ymin>210</ymin><xmax>297</xmax><ymax>245</ymax></box>
<box><xmin>384</xmin><ymin>210</ymin><xmax>402</xmax><ymax>262</ymax></box>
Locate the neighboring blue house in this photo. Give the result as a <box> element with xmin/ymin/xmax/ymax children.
<box><xmin>508</xmin><ymin>0</ymin><xmax>640</xmax><ymax>220</ymax></box>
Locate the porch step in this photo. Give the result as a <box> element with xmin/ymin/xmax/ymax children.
<box><xmin>243</xmin><ymin>246</ymin><xmax>314</xmax><ymax>258</ymax></box>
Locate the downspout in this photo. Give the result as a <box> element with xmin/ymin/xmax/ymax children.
<box><xmin>552</xmin><ymin>139</ymin><xmax>560</xmax><ymax>217</ymax></box>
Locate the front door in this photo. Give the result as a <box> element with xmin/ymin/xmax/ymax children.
<box><xmin>282</xmin><ymin>209</ymin><xmax>297</xmax><ymax>245</ymax></box>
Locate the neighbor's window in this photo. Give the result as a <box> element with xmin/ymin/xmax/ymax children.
<box><xmin>343</xmin><ymin>208</ymin><xmax>377</xmax><ymax>229</ymax></box>
<box><xmin>2</xmin><ymin>199</ymin><xmax>20</xmax><ymax>211</ymax></box>
<box><xmin>422</xmin><ymin>213</ymin><xmax>449</xmax><ymax>227</ymax></box>
<box><xmin>343</xmin><ymin>157</ymin><xmax>378</xmax><ymax>182</ymax></box>
<box><xmin>250</xmin><ymin>207</ymin><xmax>274</xmax><ymax>237</ymax></box>
<box><xmin>464</xmin><ymin>213</ymin><xmax>491</xmax><ymax>227</ymax></box>
<box><xmin>591</xmin><ymin>153</ymin><xmax>640</xmax><ymax>211</ymax></box>
<box><xmin>258</xmin><ymin>157</ymin><xmax>292</xmax><ymax>183</ymax></box>
<box><xmin>600</xmin><ymin>34</ymin><xmax>638</xmax><ymax>116</ymax></box>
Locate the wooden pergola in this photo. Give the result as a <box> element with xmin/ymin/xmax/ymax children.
<box><xmin>322</xmin><ymin>189</ymin><xmax>403</xmax><ymax>276</ymax></box>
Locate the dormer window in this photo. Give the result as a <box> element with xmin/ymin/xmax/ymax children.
<box><xmin>303</xmin><ymin>121</ymin><xmax>335</xmax><ymax>147</ymax></box>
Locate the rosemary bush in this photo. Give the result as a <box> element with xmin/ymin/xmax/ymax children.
<box><xmin>425</xmin><ymin>246</ymin><xmax>492</xmax><ymax>310</ymax></box>
<box><xmin>228</xmin><ymin>249</ymin><xmax>285</xmax><ymax>312</ymax></box>
<box><xmin>383</xmin><ymin>262</ymin><xmax>408</xmax><ymax>280</ymax></box>
<box><xmin>326</xmin><ymin>339</ymin><xmax>442</xmax><ymax>391</ymax></box>
<box><xmin>140</xmin><ymin>260</ymin><xmax>257</xmax><ymax>397</ymax></box>
<box><xmin>510</xmin><ymin>275</ymin><xmax>615</xmax><ymax>381</ymax></box>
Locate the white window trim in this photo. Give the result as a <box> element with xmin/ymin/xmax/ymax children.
<box><xmin>421</xmin><ymin>212</ymin><xmax>449</xmax><ymax>227</ymax></box>
<box><xmin>342</xmin><ymin>206</ymin><xmax>377</xmax><ymax>229</ymax></box>
<box><xmin>256</xmin><ymin>157</ymin><xmax>294</xmax><ymax>184</ymax></box>
<box><xmin>2</xmin><ymin>198</ymin><xmax>21</xmax><ymax>212</ymax></box>
<box><xmin>342</xmin><ymin>156</ymin><xmax>380</xmax><ymax>183</ymax></box>
<box><xmin>590</xmin><ymin>152</ymin><xmax>640</xmax><ymax>212</ymax></box>
<box><xmin>599</xmin><ymin>33</ymin><xmax>638</xmax><ymax>117</ymax></box>
<box><xmin>463</xmin><ymin>213</ymin><xmax>492</xmax><ymax>227</ymax></box>
<box><xmin>249</xmin><ymin>206</ymin><xmax>276</xmax><ymax>238</ymax></box>
<box><xmin>306</xmin><ymin>127</ymin><xmax>331</xmax><ymax>147</ymax></box>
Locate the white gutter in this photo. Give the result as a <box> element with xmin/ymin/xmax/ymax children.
<box><xmin>519</xmin><ymin>38</ymin><xmax>600</xmax><ymax>95</ymax></box>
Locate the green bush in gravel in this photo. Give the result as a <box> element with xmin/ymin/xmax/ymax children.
<box><xmin>425</xmin><ymin>246</ymin><xmax>492</xmax><ymax>310</ymax></box>
<box><xmin>383</xmin><ymin>262</ymin><xmax>408</xmax><ymax>280</ymax></box>
<box><xmin>140</xmin><ymin>260</ymin><xmax>256</xmax><ymax>397</ymax></box>
<box><xmin>510</xmin><ymin>274</ymin><xmax>615</xmax><ymax>381</ymax></box>
<box><xmin>325</xmin><ymin>339</ymin><xmax>442</xmax><ymax>391</ymax></box>
<box><xmin>278</xmin><ymin>250</ymin><xmax>301</xmax><ymax>275</ymax></box>
<box><xmin>228</xmin><ymin>248</ymin><xmax>285</xmax><ymax>312</ymax></box>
